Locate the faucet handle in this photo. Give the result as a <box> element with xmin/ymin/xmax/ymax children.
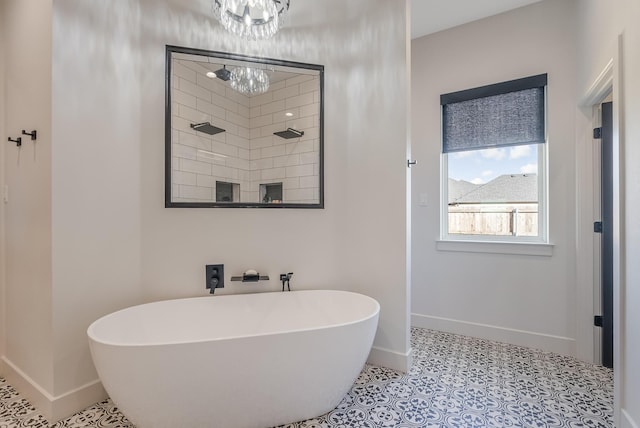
<box><xmin>280</xmin><ymin>272</ymin><xmax>294</xmax><ymax>291</ymax></box>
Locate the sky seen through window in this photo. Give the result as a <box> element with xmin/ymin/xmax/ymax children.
<box><xmin>448</xmin><ymin>144</ymin><xmax>538</xmax><ymax>184</ymax></box>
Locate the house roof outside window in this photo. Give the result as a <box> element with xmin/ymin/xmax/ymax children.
<box><xmin>449</xmin><ymin>174</ymin><xmax>538</xmax><ymax>204</ymax></box>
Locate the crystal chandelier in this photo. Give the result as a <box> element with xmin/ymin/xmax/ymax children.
<box><xmin>213</xmin><ymin>0</ymin><xmax>290</xmax><ymax>40</ymax></box>
<box><xmin>230</xmin><ymin>67</ymin><xmax>270</xmax><ymax>95</ymax></box>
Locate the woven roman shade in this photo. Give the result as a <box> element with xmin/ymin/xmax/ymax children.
<box><xmin>441</xmin><ymin>74</ymin><xmax>547</xmax><ymax>153</ymax></box>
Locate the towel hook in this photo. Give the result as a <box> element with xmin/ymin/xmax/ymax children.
<box><xmin>8</xmin><ymin>137</ymin><xmax>22</xmax><ymax>147</ymax></box>
<box><xmin>22</xmin><ymin>130</ymin><xmax>37</xmax><ymax>140</ymax></box>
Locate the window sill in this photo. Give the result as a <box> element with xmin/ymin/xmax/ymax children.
<box><xmin>436</xmin><ymin>240</ymin><xmax>554</xmax><ymax>256</ymax></box>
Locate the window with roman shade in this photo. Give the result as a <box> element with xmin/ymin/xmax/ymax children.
<box><xmin>441</xmin><ymin>74</ymin><xmax>547</xmax><ymax>153</ymax></box>
<box><xmin>440</xmin><ymin>74</ymin><xmax>548</xmax><ymax>242</ymax></box>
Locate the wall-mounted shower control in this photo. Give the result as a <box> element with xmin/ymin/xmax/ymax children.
<box><xmin>206</xmin><ymin>264</ymin><xmax>224</xmax><ymax>294</ymax></box>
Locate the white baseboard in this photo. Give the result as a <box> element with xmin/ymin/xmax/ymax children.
<box><xmin>1</xmin><ymin>357</ymin><xmax>107</xmax><ymax>423</ymax></box>
<box><xmin>622</xmin><ymin>409</ymin><xmax>639</xmax><ymax>428</ymax></box>
<box><xmin>412</xmin><ymin>313</ymin><xmax>576</xmax><ymax>356</ymax></box>
<box><xmin>367</xmin><ymin>345</ymin><xmax>412</xmax><ymax>373</ymax></box>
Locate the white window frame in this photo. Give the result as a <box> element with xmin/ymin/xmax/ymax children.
<box><xmin>439</xmin><ymin>85</ymin><xmax>550</xmax><ymax>249</ymax></box>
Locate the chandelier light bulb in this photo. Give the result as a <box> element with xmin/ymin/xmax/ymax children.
<box><xmin>243</xmin><ymin>7</ymin><xmax>252</xmax><ymax>26</ymax></box>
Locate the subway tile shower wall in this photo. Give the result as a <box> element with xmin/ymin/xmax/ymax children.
<box><xmin>171</xmin><ymin>59</ymin><xmax>321</xmax><ymax>204</ymax></box>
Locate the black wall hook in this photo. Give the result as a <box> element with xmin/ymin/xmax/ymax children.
<box><xmin>22</xmin><ymin>130</ymin><xmax>37</xmax><ymax>140</ymax></box>
<box><xmin>8</xmin><ymin>137</ymin><xmax>22</xmax><ymax>147</ymax></box>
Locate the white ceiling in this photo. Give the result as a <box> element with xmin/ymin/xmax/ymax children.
<box><xmin>411</xmin><ymin>0</ymin><xmax>544</xmax><ymax>39</ymax></box>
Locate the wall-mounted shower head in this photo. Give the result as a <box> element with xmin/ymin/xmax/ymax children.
<box><xmin>213</xmin><ymin>65</ymin><xmax>231</xmax><ymax>81</ymax></box>
<box><xmin>274</xmin><ymin>128</ymin><xmax>304</xmax><ymax>139</ymax></box>
<box><xmin>190</xmin><ymin>122</ymin><xmax>225</xmax><ymax>135</ymax></box>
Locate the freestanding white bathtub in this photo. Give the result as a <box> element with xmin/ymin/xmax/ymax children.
<box><xmin>87</xmin><ymin>290</ymin><xmax>380</xmax><ymax>428</ymax></box>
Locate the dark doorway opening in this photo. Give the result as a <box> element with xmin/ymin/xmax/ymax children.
<box><xmin>599</xmin><ymin>101</ymin><xmax>614</xmax><ymax>369</ymax></box>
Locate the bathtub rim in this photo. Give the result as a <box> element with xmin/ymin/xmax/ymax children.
<box><xmin>87</xmin><ymin>289</ymin><xmax>380</xmax><ymax>348</ymax></box>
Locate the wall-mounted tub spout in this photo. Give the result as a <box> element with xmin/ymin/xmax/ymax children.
<box><xmin>280</xmin><ymin>272</ymin><xmax>293</xmax><ymax>291</ymax></box>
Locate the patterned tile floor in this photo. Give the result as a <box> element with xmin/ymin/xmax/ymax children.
<box><xmin>0</xmin><ymin>328</ymin><xmax>613</xmax><ymax>427</ymax></box>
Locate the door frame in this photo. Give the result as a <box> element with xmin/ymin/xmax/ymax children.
<box><xmin>576</xmin><ymin>35</ymin><xmax>624</xmax><ymax>427</ymax></box>
<box><xmin>576</xmin><ymin>59</ymin><xmax>612</xmax><ymax>365</ymax></box>
<box><xmin>591</xmin><ymin>101</ymin><xmax>604</xmax><ymax>366</ymax></box>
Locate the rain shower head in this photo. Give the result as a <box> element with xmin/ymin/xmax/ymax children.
<box><xmin>190</xmin><ymin>122</ymin><xmax>225</xmax><ymax>135</ymax></box>
<box><xmin>274</xmin><ymin>128</ymin><xmax>304</xmax><ymax>139</ymax></box>
<box><xmin>212</xmin><ymin>65</ymin><xmax>231</xmax><ymax>81</ymax></box>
